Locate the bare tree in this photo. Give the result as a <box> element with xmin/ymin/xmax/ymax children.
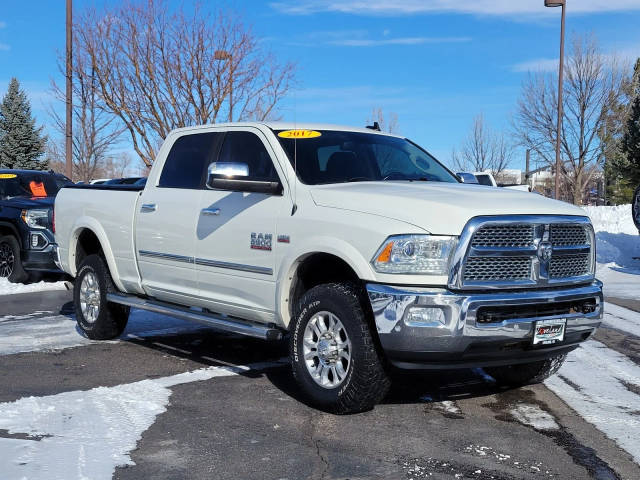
<box><xmin>367</xmin><ymin>108</ymin><xmax>399</xmax><ymax>134</ymax></box>
<box><xmin>50</xmin><ymin>47</ymin><xmax>124</xmax><ymax>182</ymax></box>
<box><xmin>74</xmin><ymin>0</ymin><xmax>296</xmax><ymax>167</ymax></box>
<box><xmin>452</xmin><ymin>114</ymin><xmax>512</xmax><ymax>175</ymax></box>
<box><xmin>514</xmin><ymin>34</ymin><xmax>625</xmax><ymax>204</ymax></box>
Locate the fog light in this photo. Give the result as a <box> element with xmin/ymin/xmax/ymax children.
<box><xmin>31</xmin><ymin>234</ymin><xmax>39</xmax><ymax>248</ymax></box>
<box><xmin>405</xmin><ymin>307</ymin><xmax>446</xmax><ymax>326</ymax></box>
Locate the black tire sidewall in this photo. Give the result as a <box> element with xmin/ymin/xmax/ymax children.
<box><xmin>291</xmin><ymin>284</ymin><xmax>370</xmax><ymax>409</ymax></box>
<box><xmin>0</xmin><ymin>235</ymin><xmax>28</xmax><ymax>283</ymax></box>
<box><xmin>73</xmin><ymin>254</ymin><xmax>128</xmax><ymax>339</ymax></box>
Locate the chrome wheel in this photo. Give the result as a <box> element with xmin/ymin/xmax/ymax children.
<box><xmin>303</xmin><ymin>311</ymin><xmax>352</xmax><ymax>389</ymax></box>
<box><xmin>79</xmin><ymin>271</ymin><xmax>101</xmax><ymax>323</ymax></box>
<box><xmin>0</xmin><ymin>242</ymin><xmax>14</xmax><ymax>278</ymax></box>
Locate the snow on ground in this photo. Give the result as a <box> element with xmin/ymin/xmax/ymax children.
<box><xmin>0</xmin><ymin>278</ymin><xmax>69</xmax><ymax>296</ymax></box>
<box><xmin>545</xmin><ymin>340</ymin><xmax>640</xmax><ymax>464</ymax></box>
<box><xmin>509</xmin><ymin>404</ymin><xmax>559</xmax><ymax>431</ymax></box>
<box><xmin>0</xmin><ymin>309</ymin><xmax>214</xmax><ymax>356</ymax></box>
<box><xmin>0</xmin><ymin>362</ymin><xmax>279</xmax><ymax>480</ymax></box>
<box><xmin>582</xmin><ymin>205</ymin><xmax>640</xmax><ymax>300</ymax></box>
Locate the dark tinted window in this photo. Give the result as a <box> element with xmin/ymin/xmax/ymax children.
<box><xmin>159</xmin><ymin>132</ymin><xmax>222</xmax><ymax>189</ymax></box>
<box><xmin>0</xmin><ymin>172</ymin><xmax>69</xmax><ymax>199</ymax></box>
<box><xmin>218</xmin><ymin>131</ymin><xmax>279</xmax><ymax>182</ymax></box>
<box><xmin>275</xmin><ymin>130</ymin><xmax>457</xmax><ymax>185</ymax></box>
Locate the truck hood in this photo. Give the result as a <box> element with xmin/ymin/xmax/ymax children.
<box><xmin>0</xmin><ymin>196</ymin><xmax>55</xmax><ymax>209</ymax></box>
<box><xmin>309</xmin><ymin>182</ymin><xmax>587</xmax><ymax>235</ymax></box>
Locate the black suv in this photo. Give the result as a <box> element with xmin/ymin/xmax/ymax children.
<box><xmin>0</xmin><ymin>169</ymin><xmax>72</xmax><ymax>282</ymax></box>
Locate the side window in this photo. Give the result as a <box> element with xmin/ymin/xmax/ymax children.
<box><xmin>159</xmin><ymin>132</ymin><xmax>223</xmax><ymax>189</ymax></box>
<box><xmin>218</xmin><ymin>131</ymin><xmax>279</xmax><ymax>182</ymax></box>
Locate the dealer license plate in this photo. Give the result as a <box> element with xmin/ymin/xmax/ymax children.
<box><xmin>533</xmin><ymin>319</ymin><xmax>566</xmax><ymax>345</ymax></box>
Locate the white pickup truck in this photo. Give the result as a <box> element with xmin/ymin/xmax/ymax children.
<box><xmin>55</xmin><ymin>122</ymin><xmax>603</xmax><ymax>413</ymax></box>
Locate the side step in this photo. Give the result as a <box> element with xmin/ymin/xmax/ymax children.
<box><xmin>106</xmin><ymin>293</ymin><xmax>283</xmax><ymax>341</ymax></box>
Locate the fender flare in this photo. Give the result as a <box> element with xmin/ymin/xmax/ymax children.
<box><xmin>68</xmin><ymin>216</ymin><xmax>127</xmax><ymax>292</ymax></box>
<box><xmin>275</xmin><ymin>237</ymin><xmax>374</xmax><ymax>328</ymax></box>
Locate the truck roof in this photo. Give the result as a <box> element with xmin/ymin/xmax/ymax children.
<box><xmin>169</xmin><ymin>122</ymin><xmax>404</xmax><ymax>138</ymax></box>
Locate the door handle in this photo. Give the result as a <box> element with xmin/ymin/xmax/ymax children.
<box><xmin>201</xmin><ymin>208</ymin><xmax>221</xmax><ymax>216</ymax></box>
<box><xmin>141</xmin><ymin>203</ymin><xmax>157</xmax><ymax>213</ymax></box>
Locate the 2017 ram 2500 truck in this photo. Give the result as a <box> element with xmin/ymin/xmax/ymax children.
<box><xmin>55</xmin><ymin>123</ymin><xmax>603</xmax><ymax>413</ymax></box>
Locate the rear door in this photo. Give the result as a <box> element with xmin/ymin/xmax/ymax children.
<box><xmin>194</xmin><ymin>128</ymin><xmax>288</xmax><ymax>323</ymax></box>
<box><xmin>135</xmin><ymin>132</ymin><xmax>223</xmax><ymax>304</ymax></box>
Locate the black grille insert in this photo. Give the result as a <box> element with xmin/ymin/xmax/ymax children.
<box><xmin>476</xmin><ymin>298</ymin><xmax>598</xmax><ymax>324</ymax></box>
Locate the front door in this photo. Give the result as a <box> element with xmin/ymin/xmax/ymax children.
<box><xmin>194</xmin><ymin>128</ymin><xmax>288</xmax><ymax>323</ymax></box>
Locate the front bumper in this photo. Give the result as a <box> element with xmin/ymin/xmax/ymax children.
<box><xmin>366</xmin><ymin>281</ymin><xmax>603</xmax><ymax>370</ymax></box>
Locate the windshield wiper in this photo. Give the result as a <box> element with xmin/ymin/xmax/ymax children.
<box><xmin>346</xmin><ymin>177</ymin><xmax>373</xmax><ymax>183</ymax></box>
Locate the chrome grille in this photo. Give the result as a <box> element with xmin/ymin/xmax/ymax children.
<box><xmin>550</xmin><ymin>253</ymin><xmax>590</xmax><ymax>279</ymax></box>
<box><xmin>464</xmin><ymin>257</ymin><xmax>531</xmax><ymax>281</ymax></box>
<box><xmin>452</xmin><ymin>216</ymin><xmax>595</xmax><ymax>290</ymax></box>
<box><xmin>550</xmin><ymin>225</ymin><xmax>588</xmax><ymax>246</ymax></box>
<box><xmin>471</xmin><ymin>225</ymin><xmax>534</xmax><ymax>248</ymax></box>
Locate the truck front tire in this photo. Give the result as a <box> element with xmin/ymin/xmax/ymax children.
<box><xmin>74</xmin><ymin>254</ymin><xmax>130</xmax><ymax>340</ymax></box>
<box><xmin>0</xmin><ymin>235</ymin><xmax>28</xmax><ymax>283</ymax></box>
<box><xmin>484</xmin><ymin>354</ymin><xmax>567</xmax><ymax>387</ymax></box>
<box><xmin>290</xmin><ymin>283</ymin><xmax>390</xmax><ymax>414</ymax></box>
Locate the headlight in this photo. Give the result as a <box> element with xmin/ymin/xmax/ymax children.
<box><xmin>372</xmin><ymin>235</ymin><xmax>457</xmax><ymax>275</ymax></box>
<box><xmin>21</xmin><ymin>209</ymin><xmax>50</xmax><ymax>229</ymax></box>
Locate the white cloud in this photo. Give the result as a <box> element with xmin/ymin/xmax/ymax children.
<box><xmin>0</xmin><ymin>43</ymin><xmax>9</xmax><ymax>51</ymax></box>
<box><xmin>0</xmin><ymin>21</ymin><xmax>6</xmax><ymax>29</ymax></box>
<box><xmin>290</xmin><ymin>29</ymin><xmax>470</xmax><ymax>47</ymax></box>
<box><xmin>270</xmin><ymin>0</ymin><xmax>640</xmax><ymax>16</ymax></box>
<box><xmin>512</xmin><ymin>57</ymin><xmax>559</xmax><ymax>73</ymax></box>
<box><xmin>329</xmin><ymin>36</ymin><xmax>470</xmax><ymax>47</ymax></box>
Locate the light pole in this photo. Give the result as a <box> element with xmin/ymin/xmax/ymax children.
<box><xmin>214</xmin><ymin>50</ymin><xmax>233</xmax><ymax>122</ymax></box>
<box><xmin>545</xmin><ymin>0</ymin><xmax>566</xmax><ymax>201</ymax></box>
<box><xmin>65</xmin><ymin>0</ymin><xmax>73</xmax><ymax>179</ymax></box>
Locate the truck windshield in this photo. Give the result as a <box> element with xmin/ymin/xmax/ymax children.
<box><xmin>274</xmin><ymin>130</ymin><xmax>458</xmax><ymax>185</ymax></box>
<box><xmin>0</xmin><ymin>172</ymin><xmax>70</xmax><ymax>199</ymax></box>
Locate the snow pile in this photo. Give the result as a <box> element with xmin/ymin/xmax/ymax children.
<box><xmin>581</xmin><ymin>205</ymin><xmax>640</xmax><ymax>299</ymax></box>
<box><xmin>0</xmin><ymin>278</ymin><xmax>69</xmax><ymax>296</ymax></box>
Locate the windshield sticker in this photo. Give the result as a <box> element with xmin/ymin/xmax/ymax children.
<box><xmin>0</xmin><ymin>174</ymin><xmax>17</xmax><ymax>179</ymax></box>
<box><xmin>278</xmin><ymin>130</ymin><xmax>321</xmax><ymax>139</ymax></box>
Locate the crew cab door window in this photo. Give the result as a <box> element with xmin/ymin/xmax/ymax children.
<box><xmin>217</xmin><ymin>131</ymin><xmax>280</xmax><ymax>183</ymax></box>
<box><xmin>136</xmin><ymin>131</ymin><xmax>223</xmax><ymax>304</ymax></box>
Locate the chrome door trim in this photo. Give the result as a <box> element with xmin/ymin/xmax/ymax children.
<box><xmin>195</xmin><ymin>257</ymin><xmax>273</xmax><ymax>275</ymax></box>
<box><xmin>138</xmin><ymin>250</ymin><xmax>194</xmax><ymax>264</ymax></box>
<box><xmin>138</xmin><ymin>250</ymin><xmax>272</xmax><ymax>275</ymax></box>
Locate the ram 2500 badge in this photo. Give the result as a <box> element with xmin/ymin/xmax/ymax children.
<box><xmin>55</xmin><ymin>123</ymin><xmax>602</xmax><ymax>413</ymax></box>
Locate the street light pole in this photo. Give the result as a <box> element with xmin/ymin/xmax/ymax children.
<box><xmin>545</xmin><ymin>0</ymin><xmax>566</xmax><ymax>201</ymax></box>
<box><xmin>65</xmin><ymin>0</ymin><xmax>73</xmax><ymax>180</ymax></box>
<box><xmin>214</xmin><ymin>50</ymin><xmax>233</xmax><ymax>122</ymax></box>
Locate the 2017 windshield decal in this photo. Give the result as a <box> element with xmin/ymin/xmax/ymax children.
<box><xmin>277</xmin><ymin>130</ymin><xmax>321</xmax><ymax>139</ymax></box>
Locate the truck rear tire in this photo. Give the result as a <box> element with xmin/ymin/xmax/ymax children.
<box><xmin>484</xmin><ymin>354</ymin><xmax>567</xmax><ymax>387</ymax></box>
<box><xmin>0</xmin><ymin>235</ymin><xmax>28</xmax><ymax>284</ymax></box>
<box><xmin>290</xmin><ymin>282</ymin><xmax>390</xmax><ymax>414</ymax></box>
<box><xmin>74</xmin><ymin>254</ymin><xmax>130</xmax><ymax>340</ymax></box>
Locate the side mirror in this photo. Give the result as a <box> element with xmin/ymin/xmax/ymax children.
<box><xmin>206</xmin><ymin>162</ymin><xmax>283</xmax><ymax>195</ymax></box>
<box><xmin>456</xmin><ymin>172</ymin><xmax>479</xmax><ymax>184</ymax></box>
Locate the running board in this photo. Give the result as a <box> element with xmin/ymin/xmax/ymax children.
<box><xmin>106</xmin><ymin>293</ymin><xmax>283</xmax><ymax>341</ymax></box>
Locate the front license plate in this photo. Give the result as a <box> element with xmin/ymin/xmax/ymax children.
<box><xmin>533</xmin><ymin>319</ymin><xmax>566</xmax><ymax>345</ymax></box>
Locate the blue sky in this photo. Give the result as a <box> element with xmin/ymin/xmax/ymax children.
<box><xmin>1</xmin><ymin>0</ymin><xmax>640</xmax><ymax>170</ymax></box>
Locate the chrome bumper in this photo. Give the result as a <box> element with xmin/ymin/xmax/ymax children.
<box><xmin>366</xmin><ymin>281</ymin><xmax>603</xmax><ymax>369</ymax></box>
<box><xmin>53</xmin><ymin>244</ymin><xmax>62</xmax><ymax>270</ymax></box>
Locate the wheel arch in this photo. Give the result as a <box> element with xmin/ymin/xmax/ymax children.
<box><xmin>278</xmin><ymin>248</ymin><xmax>371</xmax><ymax>329</ymax></box>
<box><xmin>68</xmin><ymin>218</ymin><xmax>126</xmax><ymax>292</ymax></box>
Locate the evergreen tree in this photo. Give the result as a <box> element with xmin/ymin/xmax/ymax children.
<box><xmin>622</xmin><ymin>59</ymin><xmax>640</xmax><ymax>187</ymax></box>
<box><xmin>0</xmin><ymin>78</ymin><xmax>47</xmax><ymax>170</ymax></box>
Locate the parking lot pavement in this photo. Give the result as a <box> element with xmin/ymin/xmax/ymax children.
<box><xmin>1</xmin><ymin>291</ymin><xmax>639</xmax><ymax>480</ymax></box>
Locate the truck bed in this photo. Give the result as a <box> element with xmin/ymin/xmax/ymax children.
<box><xmin>55</xmin><ymin>186</ymin><xmax>144</xmax><ymax>294</ymax></box>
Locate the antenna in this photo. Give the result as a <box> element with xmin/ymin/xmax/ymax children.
<box><xmin>291</xmin><ymin>92</ymin><xmax>298</xmax><ymax>216</ymax></box>
<box><xmin>366</xmin><ymin>121</ymin><xmax>381</xmax><ymax>131</ymax></box>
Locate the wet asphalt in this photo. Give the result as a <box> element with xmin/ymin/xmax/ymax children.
<box><xmin>0</xmin><ymin>289</ymin><xmax>639</xmax><ymax>480</ymax></box>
